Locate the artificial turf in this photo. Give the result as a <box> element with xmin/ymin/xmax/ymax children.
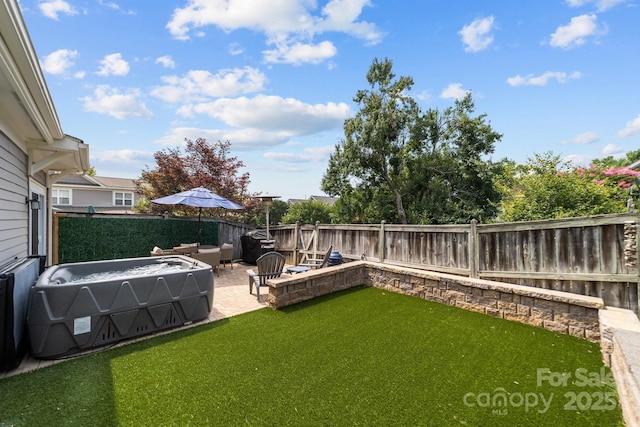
<box><xmin>0</xmin><ymin>285</ymin><xmax>624</xmax><ymax>426</ymax></box>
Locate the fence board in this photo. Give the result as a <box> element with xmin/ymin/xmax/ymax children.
<box><xmin>269</xmin><ymin>213</ymin><xmax>640</xmax><ymax>311</ymax></box>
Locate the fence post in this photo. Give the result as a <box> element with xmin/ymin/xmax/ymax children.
<box><xmin>293</xmin><ymin>221</ymin><xmax>300</xmax><ymax>264</ymax></box>
<box><xmin>469</xmin><ymin>219</ymin><xmax>478</xmax><ymax>278</ymax></box>
<box><xmin>627</xmin><ymin>220</ymin><xmax>640</xmax><ymax>314</ymax></box>
<box><xmin>378</xmin><ymin>220</ymin><xmax>386</xmax><ymax>263</ymax></box>
<box><xmin>313</xmin><ymin>221</ymin><xmax>320</xmax><ymax>259</ymax></box>
<box><xmin>637</xmin><ymin>221</ymin><xmax>640</xmax><ymax>316</ymax></box>
<box><xmin>52</xmin><ymin>212</ymin><xmax>62</xmax><ymax>265</ymax></box>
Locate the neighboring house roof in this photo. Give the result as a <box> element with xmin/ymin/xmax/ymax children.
<box><xmin>310</xmin><ymin>195</ymin><xmax>339</xmax><ymax>206</ymax></box>
<box><xmin>56</xmin><ymin>174</ymin><xmax>101</xmax><ymax>186</ymax></box>
<box><xmin>287</xmin><ymin>198</ymin><xmax>306</xmax><ymax>204</ymax></box>
<box><xmin>0</xmin><ymin>0</ymin><xmax>89</xmax><ymax>178</ymax></box>
<box><xmin>93</xmin><ymin>176</ymin><xmax>137</xmax><ymax>190</ymax></box>
<box><xmin>287</xmin><ymin>195</ymin><xmax>339</xmax><ymax>206</ymax></box>
<box><xmin>629</xmin><ymin>160</ymin><xmax>640</xmax><ymax>171</ymax></box>
<box><xmin>55</xmin><ymin>174</ymin><xmax>137</xmax><ymax>190</ymax></box>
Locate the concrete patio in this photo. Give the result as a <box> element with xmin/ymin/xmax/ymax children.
<box><xmin>1</xmin><ymin>261</ymin><xmax>266</xmax><ymax>379</ymax></box>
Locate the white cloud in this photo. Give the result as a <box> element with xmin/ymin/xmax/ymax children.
<box><xmin>91</xmin><ymin>149</ymin><xmax>151</xmax><ymax>163</ymax></box>
<box><xmin>315</xmin><ymin>0</ymin><xmax>382</xmax><ymax>45</ymax></box>
<box><xmin>440</xmin><ymin>83</ymin><xmax>469</xmax><ymax>100</ymax></box>
<box><xmin>549</xmin><ymin>14</ymin><xmax>606</xmax><ymax>49</ymax></box>
<box><xmin>154</xmin><ymin>126</ymin><xmax>289</xmax><ymax>149</ymax></box>
<box><xmin>459</xmin><ymin>16</ymin><xmax>495</xmax><ymax>53</ymax></box>
<box><xmin>229</xmin><ymin>43</ymin><xmax>244</xmax><ymax>56</ymax></box>
<box><xmin>180</xmin><ymin>95</ymin><xmax>351</xmax><ymax>136</ymax></box>
<box><xmin>166</xmin><ymin>0</ymin><xmax>381</xmax><ymax>64</ymax></box>
<box><xmin>574</xmin><ymin>131</ymin><xmax>599</xmax><ymax>144</ymax></box>
<box><xmin>560</xmin><ymin>131</ymin><xmax>599</xmax><ymax>144</ymax></box>
<box><xmin>81</xmin><ymin>85</ymin><xmax>153</xmax><ymax>119</ymax></box>
<box><xmin>97</xmin><ymin>0</ymin><xmax>136</xmax><ymax>14</ymax></box>
<box><xmin>155</xmin><ymin>55</ymin><xmax>176</xmax><ymax>69</ymax></box>
<box><xmin>38</xmin><ymin>0</ymin><xmax>78</xmax><ymax>20</ymax></box>
<box><xmin>154</xmin><ymin>96</ymin><xmax>350</xmax><ymax>149</ymax></box>
<box><xmin>563</xmin><ymin>153</ymin><xmax>595</xmax><ymax>166</ymax></box>
<box><xmin>41</xmin><ymin>49</ymin><xmax>78</xmax><ymax>75</ymax></box>
<box><xmin>263</xmin><ymin>40</ymin><xmax>338</xmax><ymax>65</ymax></box>
<box><xmin>97</xmin><ymin>53</ymin><xmax>130</xmax><ymax>76</ymax></box>
<box><xmin>565</xmin><ymin>0</ymin><xmax>627</xmax><ymax>12</ymax></box>
<box><xmin>507</xmin><ymin>71</ymin><xmax>582</xmax><ymax>86</ymax></box>
<box><xmin>264</xmin><ymin>145</ymin><xmax>335</xmax><ymax>163</ymax></box>
<box><xmin>151</xmin><ymin>67</ymin><xmax>267</xmax><ymax>103</ymax></box>
<box><xmin>415</xmin><ymin>90</ymin><xmax>432</xmax><ymax>102</ymax></box>
<box><xmin>602</xmin><ymin>143</ymin><xmax>624</xmax><ymax>155</ymax></box>
<box><xmin>618</xmin><ymin>114</ymin><xmax>640</xmax><ymax>137</ymax></box>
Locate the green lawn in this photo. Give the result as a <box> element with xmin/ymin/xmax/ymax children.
<box><xmin>0</xmin><ymin>286</ymin><xmax>623</xmax><ymax>426</ymax></box>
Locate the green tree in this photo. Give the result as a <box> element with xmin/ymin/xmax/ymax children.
<box><xmin>252</xmin><ymin>199</ymin><xmax>289</xmax><ymax>226</ymax></box>
<box><xmin>281</xmin><ymin>200</ymin><xmax>333</xmax><ymax>225</ymax></box>
<box><xmin>323</xmin><ymin>58</ymin><xmax>503</xmax><ymax>224</ymax></box>
<box><xmin>590</xmin><ymin>148</ymin><xmax>640</xmax><ymax>169</ymax></box>
<box><xmin>499</xmin><ymin>152</ymin><xmax>625</xmax><ymax>222</ymax></box>
<box><xmin>330</xmin><ymin>187</ymin><xmax>397</xmax><ymax>224</ymax></box>
<box><xmin>136</xmin><ymin>138</ymin><xmax>261</xmax><ymax>222</ymax></box>
<box><xmin>323</xmin><ymin>57</ymin><xmax>418</xmax><ymax>224</ymax></box>
<box><xmin>403</xmin><ymin>94</ymin><xmax>503</xmax><ymax>224</ymax></box>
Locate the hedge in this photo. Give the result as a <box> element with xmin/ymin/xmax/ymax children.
<box><xmin>57</xmin><ymin>216</ymin><xmax>219</xmax><ymax>263</ymax></box>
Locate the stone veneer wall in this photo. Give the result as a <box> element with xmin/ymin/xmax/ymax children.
<box><xmin>268</xmin><ymin>261</ymin><xmax>604</xmax><ymax>343</ymax></box>
<box><xmin>268</xmin><ymin>261</ymin><xmax>367</xmax><ymax>308</ymax></box>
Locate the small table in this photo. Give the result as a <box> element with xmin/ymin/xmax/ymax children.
<box><xmin>286</xmin><ymin>266</ymin><xmax>311</xmax><ymax>274</ymax></box>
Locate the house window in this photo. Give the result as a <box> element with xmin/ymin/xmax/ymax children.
<box><xmin>115</xmin><ymin>192</ymin><xmax>133</xmax><ymax>206</ymax></box>
<box><xmin>52</xmin><ymin>189</ymin><xmax>71</xmax><ymax>205</ymax></box>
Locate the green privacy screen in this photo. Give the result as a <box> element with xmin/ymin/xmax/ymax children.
<box><xmin>57</xmin><ymin>216</ymin><xmax>219</xmax><ymax>263</ymax></box>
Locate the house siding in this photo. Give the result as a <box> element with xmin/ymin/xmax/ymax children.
<box><xmin>0</xmin><ymin>131</ymin><xmax>28</xmax><ymax>265</ymax></box>
<box><xmin>53</xmin><ymin>177</ymin><xmax>139</xmax><ymax>212</ymax></box>
<box><xmin>71</xmin><ymin>188</ymin><xmax>114</xmax><ymax>207</ymax></box>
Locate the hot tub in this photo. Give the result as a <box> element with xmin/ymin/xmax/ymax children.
<box><xmin>27</xmin><ymin>255</ymin><xmax>213</xmax><ymax>359</ymax></box>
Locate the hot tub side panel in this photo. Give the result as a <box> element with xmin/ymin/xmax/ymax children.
<box><xmin>27</xmin><ymin>256</ymin><xmax>213</xmax><ymax>359</ymax></box>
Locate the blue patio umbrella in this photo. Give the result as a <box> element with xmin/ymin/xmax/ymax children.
<box><xmin>152</xmin><ymin>187</ymin><xmax>243</xmax><ymax>242</ymax></box>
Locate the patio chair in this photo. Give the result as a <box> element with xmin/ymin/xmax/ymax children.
<box><xmin>150</xmin><ymin>246</ymin><xmax>178</xmax><ymax>256</ymax></box>
<box><xmin>189</xmin><ymin>247</ymin><xmax>221</xmax><ymax>276</ymax></box>
<box><xmin>173</xmin><ymin>243</ymin><xmax>199</xmax><ymax>256</ymax></box>
<box><xmin>299</xmin><ymin>245</ymin><xmax>332</xmax><ymax>270</ymax></box>
<box><xmin>220</xmin><ymin>242</ymin><xmax>234</xmax><ymax>269</ymax></box>
<box><xmin>247</xmin><ymin>251</ymin><xmax>285</xmax><ymax>300</ymax></box>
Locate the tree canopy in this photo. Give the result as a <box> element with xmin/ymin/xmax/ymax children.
<box><xmin>281</xmin><ymin>199</ymin><xmax>334</xmax><ymax>225</ymax></box>
<box><xmin>322</xmin><ymin>57</ymin><xmax>503</xmax><ymax>224</ymax></box>
<box><xmin>135</xmin><ymin>138</ymin><xmax>260</xmax><ymax>221</ymax></box>
<box><xmin>250</xmin><ymin>199</ymin><xmax>289</xmax><ymax>226</ymax></box>
<box><xmin>498</xmin><ymin>152</ymin><xmax>636</xmax><ymax>222</ymax></box>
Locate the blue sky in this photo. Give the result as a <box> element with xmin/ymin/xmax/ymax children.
<box><xmin>19</xmin><ymin>0</ymin><xmax>640</xmax><ymax>200</ymax></box>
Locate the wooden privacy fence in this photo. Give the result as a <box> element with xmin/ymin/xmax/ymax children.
<box><xmin>217</xmin><ymin>220</ymin><xmax>253</xmax><ymax>259</ymax></box>
<box><xmin>269</xmin><ymin>213</ymin><xmax>640</xmax><ymax>312</ymax></box>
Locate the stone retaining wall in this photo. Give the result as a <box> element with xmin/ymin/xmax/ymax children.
<box><xmin>268</xmin><ymin>262</ymin><xmax>367</xmax><ymax>308</ymax></box>
<box><xmin>268</xmin><ymin>261</ymin><xmax>604</xmax><ymax>342</ymax></box>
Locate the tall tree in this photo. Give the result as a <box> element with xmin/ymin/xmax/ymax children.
<box><xmin>251</xmin><ymin>199</ymin><xmax>289</xmax><ymax>226</ymax></box>
<box><xmin>404</xmin><ymin>94</ymin><xmax>503</xmax><ymax>224</ymax></box>
<box><xmin>281</xmin><ymin>199</ymin><xmax>334</xmax><ymax>225</ymax></box>
<box><xmin>136</xmin><ymin>138</ymin><xmax>259</xmax><ymax>221</ymax></box>
<box><xmin>323</xmin><ymin>58</ymin><xmax>503</xmax><ymax>224</ymax></box>
<box><xmin>323</xmin><ymin>57</ymin><xmax>418</xmax><ymax>224</ymax></box>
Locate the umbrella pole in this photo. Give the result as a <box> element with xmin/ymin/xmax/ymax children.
<box><xmin>198</xmin><ymin>207</ymin><xmax>202</xmax><ymax>243</ymax></box>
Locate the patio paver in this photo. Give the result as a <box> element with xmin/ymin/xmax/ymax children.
<box><xmin>1</xmin><ymin>261</ymin><xmax>270</xmax><ymax>379</ymax></box>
